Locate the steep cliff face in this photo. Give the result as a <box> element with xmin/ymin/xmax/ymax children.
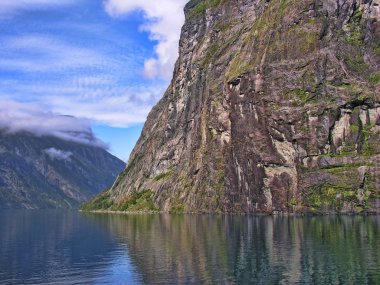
<box><xmin>0</xmin><ymin>131</ymin><xmax>125</xmax><ymax>209</ymax></box>
<box><xmin>84</xmin><ymin>0</ymin><xmax>380</xmax><ymax>214</ymax></box>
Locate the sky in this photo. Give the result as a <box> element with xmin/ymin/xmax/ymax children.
<box><xmin>0</xmin><ymin>0</ymin><xmax>187</xmax><ymax>161</ymax></box>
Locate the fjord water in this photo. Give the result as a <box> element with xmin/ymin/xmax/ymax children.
<box><xmin>0</xmin><ymin>211</ymin><xmax>379</xmax><ymax>285</ymax></box>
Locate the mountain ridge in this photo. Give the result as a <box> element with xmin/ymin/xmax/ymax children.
<box><xmin>0</xmin><ymin>130</ymin><xmax>125</xmax><ymax>209</ymax></box>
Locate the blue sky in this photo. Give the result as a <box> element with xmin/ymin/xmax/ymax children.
<box><xmin>0</xmin><ymin>0</ymin><xmax>187</xmax><ymax>161</ymax></box>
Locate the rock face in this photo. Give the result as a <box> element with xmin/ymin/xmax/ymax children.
<box><xmin>0</xmin><ymin>131</ymin><xmax>125</xmax><ymax>209</ymax></box>
<box><xmin>84</xmin><ymin>0</ymin><xmax>380</xmax><ymax>214</ymax></box>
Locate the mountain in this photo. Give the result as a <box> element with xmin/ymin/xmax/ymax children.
<box><xmin>0</xmin><ymin>131</ymin><xmax>125</xmax><ymax>209</ymax></box>
<box><xmin>82</xmin><ymin>0</ymin><xmax>380</xmax><ymax>214</ymax></box>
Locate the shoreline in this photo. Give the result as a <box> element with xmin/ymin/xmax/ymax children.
<box><xmin>79</xmin><ymin>209</ymin><xmax>380</xmax><ymax>216</ymax></box>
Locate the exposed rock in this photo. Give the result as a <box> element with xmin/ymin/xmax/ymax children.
<box><xmin>85</xmin><ymin>0</ymin><xmax>380</xmax><ymax>214</ymax></box>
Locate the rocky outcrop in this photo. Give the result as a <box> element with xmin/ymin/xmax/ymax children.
<box><xmin>84</xmin><ymin>0</ymin><xmax>380</xmax><ymax>214</ymax></box>
<box><xmin>0</xmin><ymin>131</ymin><xmax>125</xmax><ymax>209</ymax></box>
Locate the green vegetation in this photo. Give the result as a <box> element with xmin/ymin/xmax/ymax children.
<box><xmin>369</xmin><ymin>72</ymin><xmax>380</xmax><ymax>84</ymax></box>
<box><xmin>112</xmin><ymin>155</ymin><xmax>141</xmax><ymax>189</ymax></box>
<box><xmin>364</xmin><ymin>172</ymin><xmax>377</xmax><ymax>194</ymax></box>
<box><xmin>111</xmin><ymin>190</ymin><xmax>158</xmax><ymax>212</ymax></box>
<box><xmin>308</xmin><ymin>186</ymin><xmax>340</xmax><ymax>209</ymax></box>
<box><xmin>339</xmin><ymin>142</ymin><xmax>357</xmax><ymax>155</ymax></box>
<box><xmin>334</xmin><ymin>82</ymin><xmax>373</xmax><ymax>100</ymax></box>
<box><xmin>124</xmin><ymin>155</ymin><xmax>140</xmax><ymax>174</ymax></box>
<box><xmin>278</xmin><ymin>0</ymin><xmax>286</xmax><ymax>18</ymax></box>
<box><xmin>225</xmin><ymin>52</ymin><xmax>252</xmax><ymax>82</ymax></box>
<box><xmin>345</xmin><ymin>13</ymin><xmax>364</xmax><ymax>47</ymax></box>
<box><xmin>189</xmin><ymin>0</ymin><xmax>226</xmax><ymax>18</ymax></box>
<box><xmin>225</xmin><ymin>1</ymin><xmax>320</xmax><ymax>82</ymax></box>
<box><xmin>225</xmin><ymin>0</ymin><xmax>278</xmax><ymax>82</ymax></box>
<box><xmin>80</xmin><ymin>189</ymin><xmax>158</xmax><ymax>212</ymax></box>
<box><xmin>353</xmin><ymin>9</ymin><xmax>363</xmax><ymax>21</ymax></box>
<box><xmin>350</xmin><ymin>125</ymin><xmax>359</xmax><ymax>132</ymax></box>
<box><xmin>153</xmin><ymin>170</ymin><xmax>175</xmax><ymax>181</ymax></box>
<box><xmin>170</xmin><ymin>203</ymin><xmax>185</xmax><ymax>213</ymax></box>
<box><xmin>197</xmin><ymin>43</ymin><xmax>219</xmax><ymax>67</ymax></box>
<box><xmin>307</xmin><ymin>155</ymin><xmax>378</xmax><ymax>213</ymax></box>
<box><xmin>346</xmin><ymin>29</ymin><xmax>363</xmax><ymax>47</ymax></box>
<box><xmin>322</xmin><ymin>164</ymin><xmax>360</xmax><ymax>173</ymax></box>
<box><xmin>197</xmin><ymin>23</ymin><xmax>244</xmax><ymax>72</ymax></box>
<box><xmin>293</xmin><ymin>29</ymin><xmax>319</xmax><ymax>54</ymax></box>
<box><xmin>80</xmin><ymin>190</ymin><xmax>113</xmax><ymax>211</ymax></box>
<box><xmin>307</xmin><ymin>183</ymin><xmax>359</xmax><ymax>213</ymax></box>
<box><xmin>307</xmin><ymin>118</ymin><xmax>378</xmax><ymax>213</ymax></box>
<box><xmin>345</xmin><ymin>55</ymin><xmax>368</xmax><ymax>75</ymax></box>
<box><xmin>361</xmin><ymin>124</ymin><xmax>377</xmax><ymax>156</ymax></box>
<box><xmin>343</xmin><ymin>18</ymin><xmax>371</xmax><ymax>78</ymax></box>
<box><xmin>286</xmin><ymin>88</ymin><xmax>318</xmax><ymax>105</ymax></box>
<box><xmin>289</xmin><ymin>197</ymin><xmax>297</xmax><ymax>206</ymax></box>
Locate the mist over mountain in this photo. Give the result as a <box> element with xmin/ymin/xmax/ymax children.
<box><xmin>0</xmin><ymin>130</ymin><xmax>125</xmax><ymax>209</ymax></box>
<box><xmin>0</xmin><ymin>98</ymin><xmax>107</xmax><ymax>148</ymax></box>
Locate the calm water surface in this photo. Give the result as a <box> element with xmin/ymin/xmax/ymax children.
<box><xmin>0</xmin><ymin>211</ymin><xmax>379</xmax><ymax>284</ymax></box>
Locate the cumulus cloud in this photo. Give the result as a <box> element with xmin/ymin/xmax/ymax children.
<box><xmin>0</xmin><ymin>98</ymin><xmax>107</xmax><ymax>148</ymax></box>
<box><xmin>44</xmin><ymin>148</ymin><xmax>73</xmax><ymax>161</ymax></box>
<box><xmin>104</xmin><ymin>0</ymin><xmax>187</xmax><ymax>80</ymax></box>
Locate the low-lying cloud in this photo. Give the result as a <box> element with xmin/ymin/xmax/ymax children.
<box><xmin>0</xmin><ymin>98</ymin><xmax>107</xmax><ymax>148</ymax></box>
<box><xmin>44</xmin><ymin>148</ymin><xmax>73</xmax><ymax>161</ymax></box>
<box><xmin>104</xmin><ymin>0</ymin><xmax>187</xmax><ymax>80</ymax></box>
<box><xmin>0</xmin><ymin>33</ymin><xmax>167</xmax><ymax>128</ymax></box>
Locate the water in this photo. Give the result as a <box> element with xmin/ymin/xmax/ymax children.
<box><xmin>0</xmin><ymin>211</ymin><xmax>379</xmax><ymax>285</ymax></box>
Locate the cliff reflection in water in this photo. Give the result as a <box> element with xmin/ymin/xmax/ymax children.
<box><xmin>87</xmin><ymin>214</ymin><xmax>380</xmax><ymax>285</ymax></box>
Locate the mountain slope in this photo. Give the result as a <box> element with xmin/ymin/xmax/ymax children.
<box><xmin>0</xmin><ymin>131</ymin><xmax>125</xmax><ymax>209</ymax></box>
<box><xmin>84</xmin><ymin>0</ymin><xmax>380</xmax><ymax>214</ymax></box>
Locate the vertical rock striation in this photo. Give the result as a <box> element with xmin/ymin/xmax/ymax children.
<box><xmin>84</xmin><ymin>0</ymin><xmax>380</xmax><ymax>214</ymax></box>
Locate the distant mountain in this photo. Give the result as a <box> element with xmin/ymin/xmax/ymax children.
<box><xmin>0</xmin><ymin>131</ymin><xmax>125</xmax><ymax>209</ymax></box>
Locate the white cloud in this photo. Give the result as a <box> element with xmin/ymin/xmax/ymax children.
<box><xmin>0</xmin><ymin>32</ymin><xmax>162</xmax><ymax>127</ymax></box>
<box><xmin>0</xmin><ymin>2</ymin><xmax>179</xmax><ymax>134</ymax></box>
<box><xmin>0</xmin><ymin>98</ymin><xmax>107</xmax><ymax>148</ymax></box>
<box><xmin>143</xmin><ymin>58</ymin><xmax>158</xmax><ymax>78</ymax></box>
<box><xmin>104</xmin><ymin>0</ymin><xmax>187</xmax><ymax>80</ymax></box>
<box><xmin>0</xmin><ymin>0</ymin><xmax>76</xmax><ymax>17</ymax></box>
<box><xmin>44</xmin><ymin>148</ymin><xmax>73</xmax><ymax>161</ymax></box>
<box><xmin>45</xmin><ymin>84</ymin><xmax>167</xmax><ymax>127</ymax></box>
<box><xmin>0</xmin><ymin>35</ymin><xmax>111</xmax><ymax>73</ymax></box>
<box><xmin>0</xmin><ymin>78</ymin><xmax>166</xmax><ymax>128</ymax></box>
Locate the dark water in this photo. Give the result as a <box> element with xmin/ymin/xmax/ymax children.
<box><xmin>0</xmin><ymin>211</ymin><xmax>379</xmax><ymax>285</ymax></box>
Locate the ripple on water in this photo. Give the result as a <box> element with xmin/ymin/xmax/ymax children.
<box><xmin>0</xmin><ymin>212</ymin><xmax>379</xmax><ymax>285</ymax></box>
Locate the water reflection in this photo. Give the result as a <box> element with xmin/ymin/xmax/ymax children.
<box><xmin>87</xmin><ymin>214</ymin><xmax>380</xmax><ymax>285</ymax></box>
<box><xmin>0</xmin><ymin>210</ymin><xmax>142</xmax><ymax>285</ymax></box>
<box><xmin>0</xmin><ymin>211</ymin><xmax>379</xmax><ymax>284</ymax></box>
